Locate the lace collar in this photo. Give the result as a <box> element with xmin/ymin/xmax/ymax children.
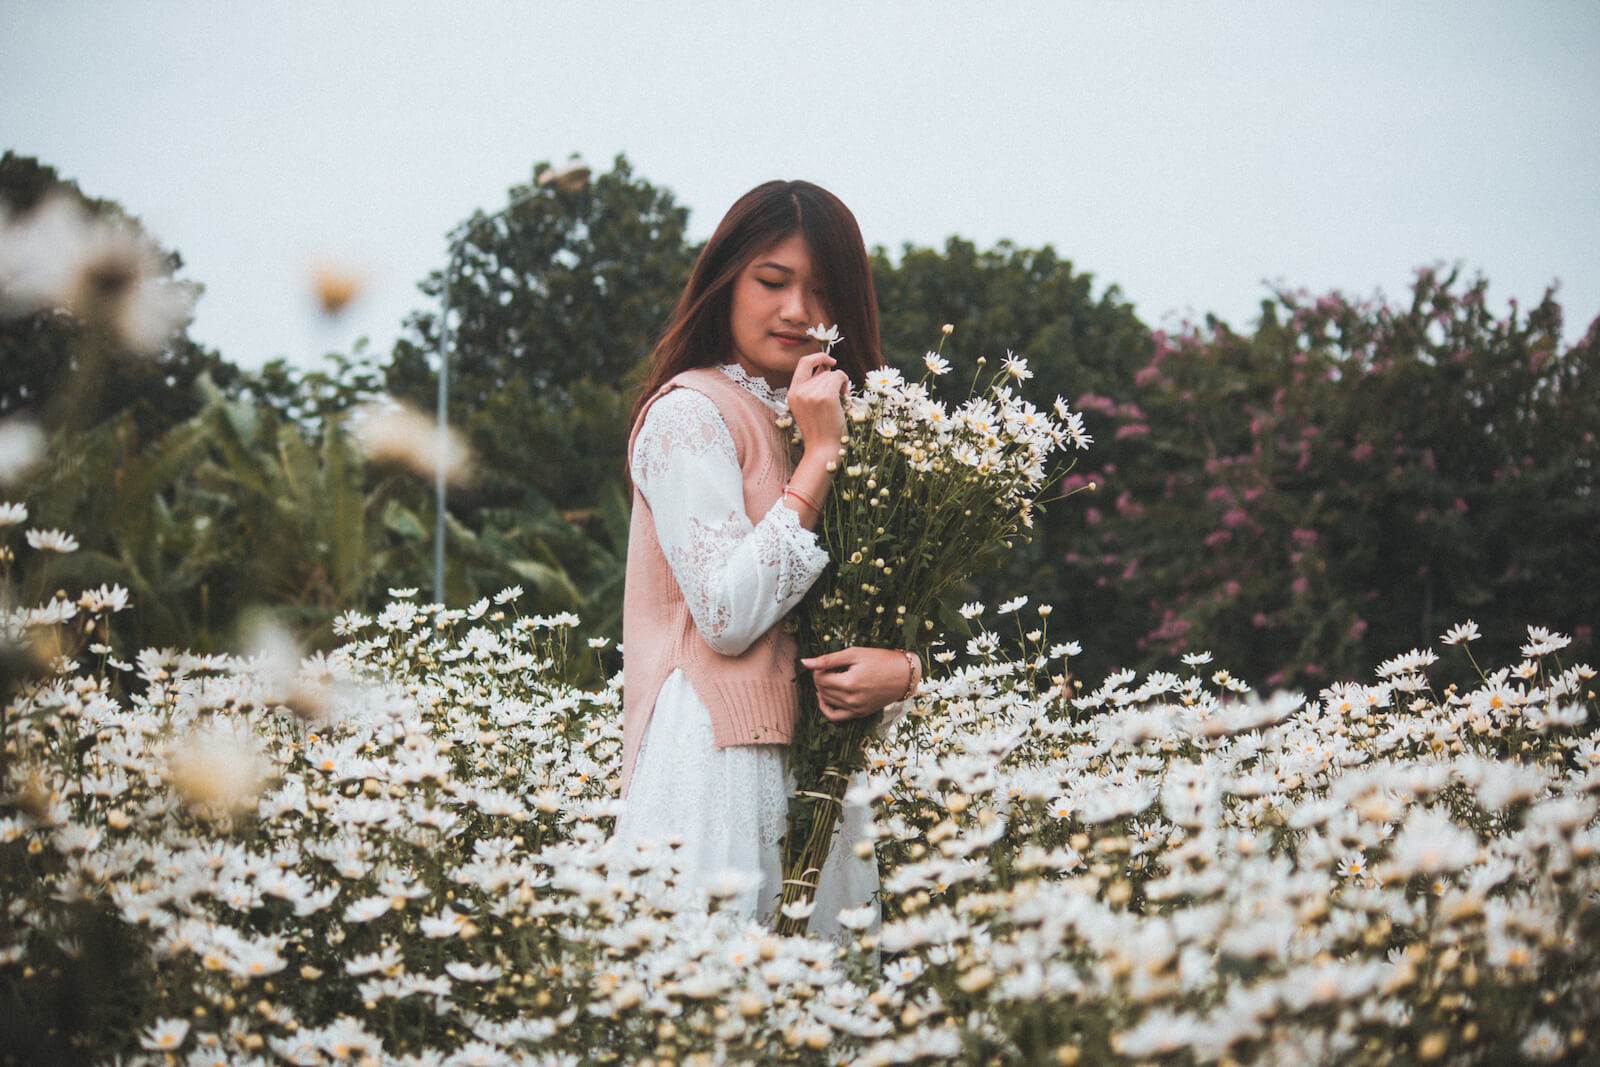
<box><xmin>719</xmin><ymin>362</ymin><xmax>788</xmax><ymax>412</ymax></box>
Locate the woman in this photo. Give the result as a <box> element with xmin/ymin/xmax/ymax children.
<box><xmin>610</xmin><ymin>180</ymin><xmax>918</xmax><ymax>931</ymax></box>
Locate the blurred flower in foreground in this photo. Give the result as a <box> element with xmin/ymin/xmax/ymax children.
<box><xmin>535</xmin><ymin>161</ymin><xmax>591</xmax><ymax>193</ymax></box>
<box><xmin>353</xmin><ymin>400</ymin><xmax>473</xmax><ymax>485</ymax></box>
<box><xmin>310</xmin><ymin>260</ymin><xmax>365</xmax><ymax>316</ymax></box>
<box><xmin>243</xmin><ymin>615</ymin><xmax>346</xmax><ymax>723</ymax></box>
<box><xmin>0</xmin><ymin>417</ymin><xmax>45</xmax><ymax>486</ymax></box>
<box><xmin>0</xmin><ymin>193</ymin><xmax>198</xmax><ymax>354</ymax></box>
<box><xmin>166</xmin><ymin>719</ymin><xmax>268</xmax><ymax>819</ymax></box>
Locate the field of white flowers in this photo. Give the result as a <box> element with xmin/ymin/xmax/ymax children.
<box><xmin>2</xmin><ymin>513</ymin><xmax>1598</xmax><ymax>1066</ymax></box>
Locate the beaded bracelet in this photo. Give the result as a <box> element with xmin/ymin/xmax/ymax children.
<box><xmin>899</xmin><ymin>650</ymin><xmax>921</xmax><ymax>703</ymax></box>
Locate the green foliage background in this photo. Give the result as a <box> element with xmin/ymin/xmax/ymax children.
<box><xmin>3</xmin><ymin>149</ymin><xmax>1595</xmax><ymax>686</ymax></box>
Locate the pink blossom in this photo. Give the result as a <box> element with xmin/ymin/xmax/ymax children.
<box><xmin>1221</xmin><ymin>508</ymin><xmax>1248</xmax><ymax>528</ymax></box>
<box><xmin>1075</xmin><ymin>393</ymin><xmax>1116</xmax><ymax>414</ymax></box>
<box><xmin>1291</xmin><ymin>576</ymin><xmax>1309</xmax><ymax>595</ymax></box>
<box><xmin>1114</xmin><ymin>423</ymin><xmax>1150</xmax><ymax>440</ymax></box>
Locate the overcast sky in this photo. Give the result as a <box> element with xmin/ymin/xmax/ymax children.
<box><xmin>3</xmin><ymin>1</ymin><xmax>1597</xmax><ymax>371</ymax></box>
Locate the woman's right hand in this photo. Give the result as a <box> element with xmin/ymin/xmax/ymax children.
<box><xmin>785</xmin><ymin>352</ymin><xmax>848</xmax><ymax>461</ymax></box>
<box><xmin>781</xmin><ymin>352</ymin><xmax>848</xmax><ymax>529</ymax></box>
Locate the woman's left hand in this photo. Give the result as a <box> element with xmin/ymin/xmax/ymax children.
<box><xmin>802</xmin><ymin>647</ymin><xmax>916</xmax><ymax>722</ymax></box>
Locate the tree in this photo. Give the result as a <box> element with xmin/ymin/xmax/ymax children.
<box><xmin>386</xmin><ymin>155</ymin><xmax>696</xmax><ymax>512</ymax></box>
<box><xmin>1071</xmin><ymin>269</ymin><xmax>1600</xmax><ymax>688</ymax></box>
<box><xmin>378</xmin><ymin>155</ymin><xmax>697</xmax><ymax>623</ymax></box>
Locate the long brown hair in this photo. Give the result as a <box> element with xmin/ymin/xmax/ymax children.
<box><xmin>628</xmin><ymin>180</ymin><xmax>883</xmax><ymax>441</ymax></box>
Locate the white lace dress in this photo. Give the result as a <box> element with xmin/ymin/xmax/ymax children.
<box><xmin>609</xmin><ymin>363</ymin><xmax>879</xmax><ymax>937</ymax></box>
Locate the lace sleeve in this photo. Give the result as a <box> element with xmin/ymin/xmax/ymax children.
<box><xmin>632</xmin><ymin>389</ymin><xmax>828</xmax><ymax>655</ymax></box>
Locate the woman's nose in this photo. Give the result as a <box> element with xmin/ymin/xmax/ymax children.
<box><xmin>780</xmin><ymin>284</ymin><xmax>813</xmax><ymax>323</ymax></box>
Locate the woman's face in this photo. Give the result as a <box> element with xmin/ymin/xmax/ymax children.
<box><xmin>727</xmin><ymin>232</ymin><xmax>829</xmax><ymax>389</ymax></box>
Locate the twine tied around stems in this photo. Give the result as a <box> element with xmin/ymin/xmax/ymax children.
<box><xmin>775</xmin><ymin>711</ymin><xmax>872</xmax><ymax>937</ymax></box>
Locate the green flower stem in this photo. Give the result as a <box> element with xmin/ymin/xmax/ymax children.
<box><xmin>773</xmin><ymin>672</ymin><xmax>876</xmax><ymax>937</ymax></box>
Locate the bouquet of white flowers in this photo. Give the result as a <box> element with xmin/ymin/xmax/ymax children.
<box><xmin>774</xmin><ymin>329</ymin><xmax>1092</xmax><ymax>935</ymax></box>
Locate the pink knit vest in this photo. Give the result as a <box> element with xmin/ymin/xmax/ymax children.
<box><xmin>619</xmin><ymin>366</ymin><xmax>802</xmax><ymax>796</ymax></box>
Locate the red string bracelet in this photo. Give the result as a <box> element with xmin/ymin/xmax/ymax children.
<box><xmin>783</xmin><ymin>484</ymin><xmax>821</xmax><ymax>515</ymax></box>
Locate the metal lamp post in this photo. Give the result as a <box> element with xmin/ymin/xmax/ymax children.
<box><xmin>433</xmin><ymin>163</ymin><xmax>589</xmax><ymax>605</ymax></box>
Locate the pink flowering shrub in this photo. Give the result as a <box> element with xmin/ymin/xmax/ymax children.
<box><xmin>1058</xmin><ymin>268</ymin><xmax>1599</xmax><ymax>687</ymax></box>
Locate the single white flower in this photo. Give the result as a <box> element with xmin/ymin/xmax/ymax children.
<box><xmin>923</xmin><ymin>351</ymin><xmax>952</xmax><ymax>376</ymax></box>
<box><xmin>77</xmin><ymin>584</ymin><xmax>131</xmax><ymax>613</ymax></box>
<box><xmin>345</xmin><ymin>947</ymin><xmax>403</xmax><ymax>975</ymax></box>
<box><xmin>25</xmin><ymin>528</ymin><xmax>79</xmax><ymax>553</ymax></box>
<box><xmin>805</xmin><ymin>323</ymin><xmax>842</xmax><ymax>350</ymax></box>
<box><xmin>1522</xmin><ymin>625</ymin><xmax>1571</xmax><ymax>658</ymax></box>
<box><xmin>0</xmin><ymin>501</ymin><xmax>27</xmax><ymax>527</ymax></box>
<box><xmin>138</xmin><ymin>1017</ymin><xmax>190</xmax><ymax>1052</ymax></box>
<box><xmin>864</xmin><ymin>367</ymin><xmax>903</xmax><ymax>393</ymax></box>
<box><xmin>1440</xmin><ymin>620</ymin><xmax>1480</xmax><ymax>645</ymax></box>
<box><xmin>445</xmin><ymin>961</ymin><xmax>505</xmax><ymax>982</ymax></box>
<box><xmin>833</xmin><ymin>903</ymin><xmax>878</xmax><ymax>931</ymax></box>
<box><xmin>779</xmin><ymin>898</ymin><xmax>816</xmax><ymax>921</ymax></box>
